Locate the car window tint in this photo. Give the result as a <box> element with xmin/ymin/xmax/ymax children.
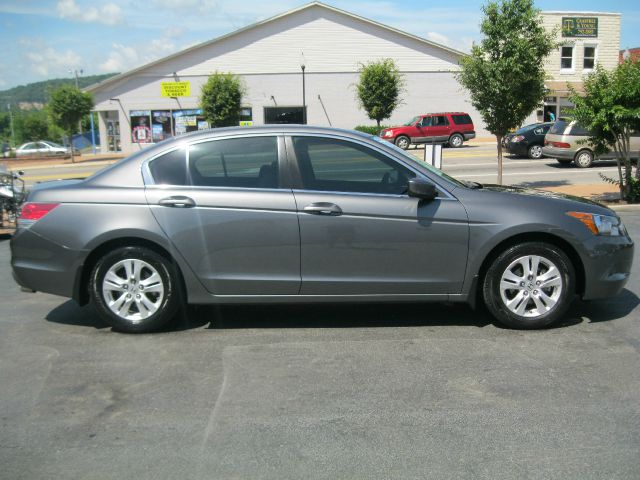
<box><xmin>549</xmin><ymin>121</ymin><xmax>569</xmax><ymax>135</ymax></box>
<box><xmin>432</xmin><ymin>116</ymin><xmax>449</xmax><ymax>126</ymax></box>
<box><xmin>569</xmin><ymin>123</ymin><xmax>591</xmax><ymax>136</ymax></box>
<box><xmin>451</xmin><ymin>114</ymin><xmax>472</xmax><ymax>125</ymax></box>
<box><xmin>148</xmin><ymin>148</ymin><xmax>187</xmax><ymax>185</ymax></box>
<box><xmin>420</xmin><ymin>117</ymin><xmax>432</xmax><ymax>127</ymax></box>
<box><xmin>292</xmin><ymin>136</ymin><xmax>415</xmax><ymax>195</ymax></box>
<box><xmin>188</xmin><ymin>136</ymin><xmax>279</xmax><ymax>188</ymax></box>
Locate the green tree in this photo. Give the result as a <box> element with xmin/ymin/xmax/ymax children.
<box><xmin>356</xmin><ymin>59</ymin><xmax>404</xmax><ymax>127</ymax></box>
<box><xmin>49</xmin><ymin>85</ymin><xmax>93</xmax><ymax>162</ymax></box>
<box><xmin>15</xmin><ymin>110</ymin><xmax>50</xmax><ymax>142</ymax></box>
<box><xmin>456</xmin><ymin>0</ymin><xmax>556</xmax><ymax>184</ymax></box>
<box><xmin>200</xmin><ymin>72</ymin><xmax>244</xmax><ymax>127</ymax></box>
<box><xmin>569</xmin><ymin>60</ymin><xmax>640</xmax><ymax>201</ymax></box>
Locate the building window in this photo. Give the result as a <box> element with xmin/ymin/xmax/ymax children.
<box><xmin>584</xmin><ymin>46</ymin><xmax>596</xmax><ymax>70</ymax></box>
<box><xmin>151</xmin><ymin>110</ymin><xmax>173</xmax><ymax>142</ymax></box>
<box><xmin>264</xmin><ymin>106</ymin><xmax>305</xmax><ymax>124</ymax></box>
<box><xmin>173</xmin><ymin>109</ymin><xmax>208</xmax><ymax>135</ymax></box>
<box><xmin>239</xmin><ymin>107</ymin><xmax>253</xmax><ymax>122</ymax></box>
<box><xmin>131</xmin><ymin>110</ymin><xmax>152</xmax><ymax>144</ymax></box>
<box><xmin>560</xmin><ymin>46</ymin><xmax>574</xmax><ymax>71</ymax></box>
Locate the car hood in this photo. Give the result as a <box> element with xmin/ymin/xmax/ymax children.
<box><xmin>481</xmin><ymin>184</ymin><xmax>605</xmax><ymax>205</ymax></box>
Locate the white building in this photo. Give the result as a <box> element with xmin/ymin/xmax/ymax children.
<box><xmin>539</xmin><ymin>11</ymin><xmax>621</xmax><ymax>121</ymax></box>
<box><xmin>87</xmin><ymin>2</ymin><xmax>483</xmax><ymax>154</ymax></box>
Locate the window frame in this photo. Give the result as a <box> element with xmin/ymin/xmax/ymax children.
<box><xmin>284</xmin><ymin>133</ymin><xmax>455</xmax><ymax>200</ymax></box>
<box><xmin>583</xmin><ymin>44</ymin><xmax>597</xmax><ymax>72</ymax></box>
<box><xmin>560</xmin><ymin>44</ymin><xmax>575</xmax><ymax>74</ymax></box>
<box><xmin>142</xmin><ymin>133</ymin><xmax>287</xmax><ymax>190</ymax></box>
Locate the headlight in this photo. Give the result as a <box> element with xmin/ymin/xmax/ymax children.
<box><xmin>566</xmin><ymin>212</ymin><xmax>626</xmax><ymax>236</ymax></box>
<box><xmin>383</xmin><ymin>130</ymin><xmax>393</xmax><ymax>137</ymax></box>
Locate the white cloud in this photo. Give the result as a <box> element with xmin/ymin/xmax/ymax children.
<box><xmin>56</xmin><ymin>0</ymin><xmax>123</xmax><ymax>26</ymax></box>
<box><xmin>98</xmin><ymin>40</ymin><xmax>180</xmax><ymax>72</ymax></box>
<box><xmin>21</xmin><ymin>40</ymin><xmax>82</xmax><ymax>77</ymax></box>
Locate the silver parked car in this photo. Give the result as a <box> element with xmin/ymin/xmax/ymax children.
<box><xmin>543</xmin><ymin>120</ymin><xmax>640</xmax><ymax>168</ymax></box>
<box><xmin>15</xmin><ymin>141</ymin><xmax>71</xmax><ymax>158</ymax></box>
<box><xmin>11</xmin><ymin>126</ymin><xmax>633</xmax><ymax>333</ymax></box>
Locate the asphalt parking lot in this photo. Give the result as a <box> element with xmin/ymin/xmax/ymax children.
<box><xmin>1</xmin><ymin>213</ymin><xmax>640</xmax><ymax>479</ymax></box>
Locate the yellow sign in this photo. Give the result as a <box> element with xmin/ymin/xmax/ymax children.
<box><xmin>239</xmin><ymin>121</ymin><xmax>253</xmax><ymax>127</ymax></box>
<box><xmin>160</xmin><ymin>81</ymin><xmax>191</xmax><ymax>97</ymax></box>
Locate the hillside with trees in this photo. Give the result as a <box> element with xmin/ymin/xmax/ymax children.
<box><xmin>0</xmin><ymin>73</ymin><xmax>118</xmax><ymax>111</ymax></box>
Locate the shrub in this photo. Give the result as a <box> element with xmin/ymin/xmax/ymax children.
<box><xmin>354</xmin><ymin>125</ymin><xmax>391</xmax><ymax>136</ymax></box>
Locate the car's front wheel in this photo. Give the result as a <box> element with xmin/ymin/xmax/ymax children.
<box><xmin>90</xmin><ymin>246</ymin><xmax>181</xmax><ymax>333</ymax></box>
<box><xmin>395</xmin><ymin>135</ymin><xmax>410</xmax><ymax>150</ymax></box>
<box><xmin>482</xmin><ymin>242</ymin><xmax>575</xmax><ymax>329</ymax></box>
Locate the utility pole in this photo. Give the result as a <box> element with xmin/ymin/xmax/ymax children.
<box><xmin>7</xmin><ymin>103</ymin><xmax>15</xmax><ymax>148</ymax></box>
<box><xmin>70</xmin><ymin>69</ymin><xmax>84</xmax><ymax>134</ymax></box>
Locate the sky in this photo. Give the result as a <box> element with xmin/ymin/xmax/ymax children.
<box><xmin>0</xmin><ymin>0</ymin><xmax>639</xmax><ymax>90</ymax></box>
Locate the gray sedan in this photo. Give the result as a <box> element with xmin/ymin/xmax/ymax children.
<box><xmin>10</xmin><ymin>126</ymin><xmax>633</xmax><ymax>333</ymax></box>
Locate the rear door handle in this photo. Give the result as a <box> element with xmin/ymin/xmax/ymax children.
<box><xmin>158</xmin><ymin>196</ymin><xmax>196</xmax><ymax>208</ymax></box>
<box><xmin>303</xmin><ymin>202</ymin><xmax>342</xmax><ymax>216</ymax></box>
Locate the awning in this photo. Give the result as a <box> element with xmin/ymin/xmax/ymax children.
<box><xmin>545</xmin><ymin>81</ymin><xmax>585</xmax><ymax>95</ymax></box>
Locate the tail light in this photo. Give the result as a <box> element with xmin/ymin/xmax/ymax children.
<box><xmin>550</xmin><ymin>141</ymin><xmax>571</xmax><ymax>148</ymax></box>
<box><xmin>512</xmin><ymin>135</ymin><xmax>525</xmax><ymax>142</ymax></box>
<box><xmin>18</xmin><ymin>202</ymin><xmax>59</xmax><ymax>228</ymax></box>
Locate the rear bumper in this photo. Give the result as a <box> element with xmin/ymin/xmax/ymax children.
<box><xmin>463</xmin><ymin>131</ymin><xmax>476</xmax><ymax>140</ymax></box>
<box><xmin>10</xmin><ymin>228</ymin><xmax>87</xmax><ymax>299</ymax></box>
<box><xmin>505</xmin><ymin>142</ymin><xmax>528</xmax><ymax>156</ymax></box>
<box><xmin>542</xmin><ymin>146</ymin><xmax>575</xmax><ymax>160</ymax></box>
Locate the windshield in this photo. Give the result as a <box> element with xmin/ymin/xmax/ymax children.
<box><xmin>372</xmin><ymin>135</ymin><xmax>465</xmax><ymax>188</ymax></box>
<box><xmin>403</xmin><ymin>116</ymin><xmax>420</xmax><ymax>126</ymax></box>
<box><xmin>516</xmin><ymin>124</ymin><xmax>538</xmax><ymax>134</ymax></box>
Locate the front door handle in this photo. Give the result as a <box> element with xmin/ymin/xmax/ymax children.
<box><xmin>158</xmin><ymin>196</ymin><xmax>196</xmax><ymax>208</ymax></box>
<box><xmin>303</xmin><ymin>202</ymin><xmax>342</xmax><ymax>216</ymax></box>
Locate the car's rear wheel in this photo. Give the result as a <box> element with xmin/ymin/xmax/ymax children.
<box><xmin>90</xmin><ymin>246</ymin><xmax>181</xmax><ymax>333</ymax></box>
<box><xmin>395</xmin><ymin>135</ymin><xmax>410</xmax><ymax>150</ymax></box>
<box><xmin>574</xmin><ymin>150</ymin><xmax>594</xmax><ymax>168</ymax></box>
<box><xmin>482</xmin><ymin>242</ymin><xmax>575</xmax><ymax>329</ymax></box>
<box><xmin>528</xmin><ymin>144</ymin><xmax>543</xmax><ymax>159</ymax></box>
<box><xmin>448</xmin><ymin>133</ymin><xmax>464</xmax><ymax>148</ymax></box>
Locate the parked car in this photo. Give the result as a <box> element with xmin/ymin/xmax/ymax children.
<box><xmin>11</xmin><ymin>126</ymin><xmax>633</xmax><ymax>333</ymax></box>
<box><xmin>503</xmin><ymin>122</ymin><xmax>554</xmax><ymax>159</ymax></box>
<box><xmin>543</xmin><ymin>120</ymin><xmax>640</xmax><ymax>168</ymax></box>
<box><xmin>379</xmin><ymin>112</ymin><xmax>475</xmax><ymax>149</ymax></box>
<box><xmin>15</xmin><ymin>141</ymin><xmax>78</xmax><ymax>158</ymax></box>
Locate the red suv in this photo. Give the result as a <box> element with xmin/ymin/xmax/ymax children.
<box><xmin>379</xmin><ymin>112</ymin><xmax>475</xmax><ymax>149</ymax></box>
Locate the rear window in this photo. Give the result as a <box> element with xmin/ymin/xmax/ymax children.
<box><xmin>451</xmin><ymin>114</ymin><xmax>472</xmax><ymax>125</ymax></box>
<box><xmin>549</xmin><ymin>121</ymin><xmax>591</xmax><ymax>136</ymax></box>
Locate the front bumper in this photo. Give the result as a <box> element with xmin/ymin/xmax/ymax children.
<box><xmin>581</xmin><ymin>234</ymin><xmax>634</xmax><ymax>300</ymax></box>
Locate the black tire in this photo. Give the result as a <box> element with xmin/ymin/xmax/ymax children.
<box><xmin>574</xmin><ymin>149</ymin><xmax>594</xmax><ymax>168</ymax></box>
<box><xmin>527</xmin><ymin>144</ymin><xmax>543</xmax><ymax>159</ymax></box>
<box><xmin>482</xmin><ymin>242</ymin><xmax>575</xmax><ymax>329</ymax></box>
<box><xmin>556</xmin><ymin>158</ymin><xmax>572</xmax><ymax>166</ymax></box>
<box><xmin>90</xmin><ymin>246</ymin><xmax>181</xmax><ymax>333</ymax></box>
<box><xmin>448</xmin><ymin>133</ymin><xmax>464</xmax><ymax>148</ymax></box>
<box><xmin>395</xmin><ymin>135</ymin><xmax>410</xmax><ymax>150</ymax></box>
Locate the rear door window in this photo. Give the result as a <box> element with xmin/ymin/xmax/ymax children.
<box><xmin>451</xmin><ymin>114</ymin><xmax>472</xmax><ymax>125</ymax></box>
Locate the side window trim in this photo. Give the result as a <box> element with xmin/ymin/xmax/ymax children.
<box><xmin>283</xmin><ymin>133</ymin><xmax>455</xmax><ymax>199</ymax></box>
<box><xmin>143</xmin><ymin>133</ymin><xmax>288</xmax><ymax>189</ymax></box>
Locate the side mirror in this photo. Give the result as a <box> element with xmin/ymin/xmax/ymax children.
<box><xmin>407</xmin><ymin>178</ymin><xmax>438</xmax><ymax>201</ymax></box>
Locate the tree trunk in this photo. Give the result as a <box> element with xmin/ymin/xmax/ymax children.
<box><xmin>68</xmin><ymin>135</ymin><xmax>75</xmax><ymax>164</ymax></box>
<box><xmin>376</xmin><ymin>119</ymin><xmax>380</xmax><ymax>127</ymax></box>
<box><xmin>496</xmin><ymin>135</ymin><xmax>503</xmax><ymax>185</ymax></box>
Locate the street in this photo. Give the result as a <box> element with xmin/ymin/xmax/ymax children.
<box><xmin>13</xmin><ymin>143</ymin><xmax>623</xmax><ymax>191</ymax></box>
<box><xmin>1</xmin><ymin>211</ymin><xmax>639</xmax><ymax>479</ymax></box>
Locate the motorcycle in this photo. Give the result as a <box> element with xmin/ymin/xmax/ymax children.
<box><xmin>0</xmin><ymin>165</ymin><xmax>26</xmax><ymax>229</ymax></box>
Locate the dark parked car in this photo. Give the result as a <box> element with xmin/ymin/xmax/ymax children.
<box><xmin>379</xmin><ymin>112</ymin><xmax>475</xmax><ymax>149</ymax></box>
<box><xmin>503</xmin><ymin>122</ymin><xmax>554</xmax><ymax>159</ymax></box>
<box><xmin>11</xmin><ymin>126</ymin><xmax>633</xmax><ymax>333</ymax></box>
